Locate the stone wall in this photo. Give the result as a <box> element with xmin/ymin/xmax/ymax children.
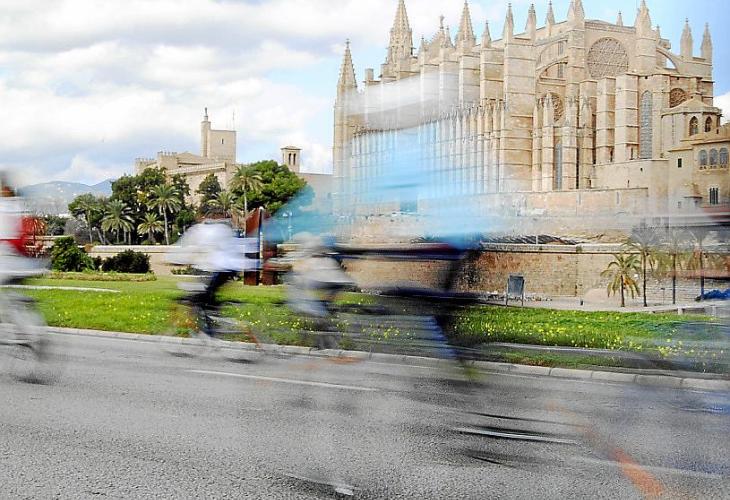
<box><xmin>88</xmin><ymin>245</ymin><xmax>174</xmax><ymax>275</ymax></box>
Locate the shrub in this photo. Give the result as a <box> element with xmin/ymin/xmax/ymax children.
<box><xmin>92</xmin><ymin>256</ymin><xmax>103</xmax><ymax>271</ymax></box>
<box><xmin>101</xmin><ymin>250</ymin><xmax>151</xmax><ymax>274</ymax></box>
<box><xmin>50</xmin><ymin>237</ymin><xmax>94</xmax><ymax>272</ymax></box>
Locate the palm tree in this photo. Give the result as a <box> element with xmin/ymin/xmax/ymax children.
<box><xmin>656</xmin><ymin>228</ymin><xmax>689</xmax><ymax>305</ymax></box>
<box><xmin>207</xmin><ymin>190</ymin><xmax>239</xmax><ymax>219</ymax></box>
<box><xmin>75</xmin><ymin>196</ymin><xmax>100</xmax><ymax>244</ymax></box>
<box><xmin>137</xmin><ymin>213</ymin><xmax>164</xmax><ymax>244</ymax></box>
<box><xmin>624</xmin><ymin>223</ymin><xmax>660</xmax><ymax>307</ymax></box>
<box><xmin>686</xmin><ymin>227</ymin><xmax>712</xmax><ymax>300</ymax></box>
<box><xmin>230</xmin><ymin>164</ymin><xmax>263</xmax><ymax>216</ymax></box>
<box><xmin>148</xmin><ymin>184</ymin><xmax>181</xmax><ymax>245</ymax></box>
<box><xmin>101</xmin><ymin>200</ymin><xmax>134</xmax><ymax>244</ymax></box>
<box><xmin>601</xmin><ymin>253</ymin><xmax>641</xmax><ymax>308</ymax></box>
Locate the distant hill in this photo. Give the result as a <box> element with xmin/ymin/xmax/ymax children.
<box><xmin>19</xmin><ymin>180</ymin><xmax>113</xmax><ymax>215</ymax></box>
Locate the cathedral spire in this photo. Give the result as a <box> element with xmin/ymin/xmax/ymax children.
<box><xmin>481</xmin><ymin>20</ymin><xmax>491</xmax><ymax>48</ymax></box>
<box><xmin>546</xmin><ymin>1</ymin><xmax>555</xmax><ymax>26</ymax></box>
<box><xmin>616</xmin><ymin>10</ymin><xmax>623</xmax><ymax>27</ymax></box>
<box><xmin>701</xmin><ymin>23</ymin><xmax>712</xmax><ymax>62</ymax></box>
<box><xmin>386</xmin><ymin>0</ymin><xmax>413</xmax><ymax>65</ymax></box>
<box><xmin>337</xmin><ymin>40</ymin><xmax>357</xmax><ymax>92</ymax></box>
<box><xmin>455</xmin><ymin>1</ymin><xmax>476</xmax><ymax>51</ymax></box>
<box><xmin>503</xmin><ymin>3</ymin><xmax>514</xmax><ymax>41</ymax></box>
<box><xmin>203</xmin><ymin>107</ymin><xmax>209</xmax><ymax>122</ymax></box>
<box><xmin>443</xmin><ymin>25</ymin><xmax>454</xmax><ymax>49</ymax></box>
<box><xmin>634</xmin><ymin>0</ymin><xmax>652</xmax><ymax>35</ymax></box>
<box><xmin>681</xmin><ymin>18</ymin><xmax>693</xmax><ymax>60</ymax></box>
<box><xmin>567</xmin><ymin>0</ymin><xmax>585</xmax><ymax>24</ymax></box>
<box><xmin>526</xmin><ymin>4</ymin><xmax>537</xmax><ymax>40</ymax></box>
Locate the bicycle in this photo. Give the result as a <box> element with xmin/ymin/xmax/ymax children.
<box><xmin>0</xmin><ymin>276</ymin><xmax>55</xmax><ymax>383</ymax></box>
<box><xmin>159</xmin><ymin>280</ymin><xmax>280</xmax><ymax>362</ymax></box>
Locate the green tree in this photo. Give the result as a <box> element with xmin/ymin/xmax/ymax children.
<box><xmin>43</xmin><ymin>215</ymin><xmax>67</xmax><ymax>236</ymax></box>
<box><xmin>50</xmin><ymin>236</ymin><xmax>93</xmax><ymax>272</ymax></box>
<box><xmin>686</xmin><ymin>227</ymin><xmax>713</xmax><ymax>300</ymax></box>
<box><xmin>111</xmin><ymin>167</ymin><xmax>167</xmax><ymax>243</ymax></box>
<box><xmin>137</xmin><ymin>213</ymin><xmax>164</xmax><ymax>244</ymax></box>
<box><xmin>601</xmin><ymin>253</ymin><xmax>641</xmax><ymax>308</ymax></box>
<box><xmin>655</xmin><ymin>229</ymin><xmax>689</xmax><ymax>305</ymax></box>
<box><xmin>148</xmin><ymin>184</ymin><xmax>181</xmax><ymax>245</ymax></box>
<box><xmin>101</xmin><ymin>200</ymin><xmax>134</xmax><ymax>244</ymax></box>
<box><xmin>624</xmin><ymin>223</ymin><xmax>661</xmax><ymax>307</ymax></box>
<box><xmin>68</xmin><ymin>193</ymin><xmax>105</xmax><ymax>244</ymax></box>
<box><xmin>174</xmin><ymin>208</ymin><xmax>197</xmax><ymax>235</ymax></box>
<box><xmin>207</xmin><ymin>190</ymin><xmax>239</xmax><ymax>219</ymax></box>
<box><xmin>230</xmin><ymin>164</ymin><xmax>264</xmax><ymax>216</ymax></box>
<box><xmin>196</xmin><ymin>173</ymin><xmax>222</xmax><ymax>215</ymax></box>
<box><xmin>170</xmin><ymin>174</ymin><xmax>191</xmax><ymax>206</ymax></box>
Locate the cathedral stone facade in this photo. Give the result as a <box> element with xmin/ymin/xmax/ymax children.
<box><xmin>333</xmin><ymin>0</ymin><xmax>722</xmax><ymax>226</ymax></box>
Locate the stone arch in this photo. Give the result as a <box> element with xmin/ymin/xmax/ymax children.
<box><xmin>699</xmin><ymin>149</ymin><xmax>708</xmax><ymax>166</ymax></box>
<box><xmin>721</xmin><ymin>148</ymin><xmax>729</xmax><ymax>166</ymax></box>
<box><xmin>657</xmin><ymin>47</ymin><xmax>683</xmax><ymax>73</ymax></box>
<box><xmin>710</xmin><ymin>149</ymin><xmax>719</xmax><ymax>165</ymax></box>
<box><xmin>689</xmin><ymin>117</ymin><xmax>699</xmax><ymax>136</ymax></box>
<box><xmin>705</xmin><ymin>117</ymin><xmax>714</xmax><ymax>133</ymax></box>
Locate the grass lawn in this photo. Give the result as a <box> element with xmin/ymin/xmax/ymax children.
<box><xmin>19</xmin><ymin>277</ymin><xmax>716</xmax><ymax>361</ymax></box>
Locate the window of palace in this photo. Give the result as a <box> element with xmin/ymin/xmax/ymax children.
<box><xmin>639</xmin><ymin>91</ymin><xmax>652</xmax><ymax>159</ymax></box>
<box><xmin>677</xmin><ymin>158</ymin><xmax>682</xmax><ymax>168</ymax></box>
<box><xmin>705</xmin><ymin>117</ymin><xmax>713</xmax><ymax>133</ymax></box>
<box><xmin>709</xmin><ymin>187</ymin><xmax>719</xmax><ymax>205</ymax></box>
<box><xmin>699</xmin><ymin>150</ymin><xmax>708</xmax><ymax>166</ymax></box>
<box><xmin>710</xmin><ymin>149</ymin><xmax>719</xmax><ymax>165</ymax></box>
<box><xmin>690</xmin><ymin>117</ymin><xmax>699</xmax><ymax>136</ymax></box>
<box><xmin>720</xmin><ymin>148</ymin><xmax>729</xmax><ymax>166</ymax></box>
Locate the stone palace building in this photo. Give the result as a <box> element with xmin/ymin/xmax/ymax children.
<box><xmin>333</xmin><ymin>0</ymin><xmax>723</xmax><ymax>227</ymax></box>
<box><xmin>134</xmin><ymin>109</ymin><xmax>238</xmax><ymax>201</ymax></box>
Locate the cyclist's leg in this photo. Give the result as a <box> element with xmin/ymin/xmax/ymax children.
<box><xmin>200</xmin><ymin>271</ymin><xmax>237</xmax><ymax>337</ymax></box>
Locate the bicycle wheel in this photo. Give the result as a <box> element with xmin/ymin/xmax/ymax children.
<box><xmin>6</xmin><ymin>296</ymin><xmax>57</xmax><ymax>383</ymax></box>
<box><xmin>159</xmin><ymin>301</ymin><xmax>217</xmax><ymax>358</ymax></box>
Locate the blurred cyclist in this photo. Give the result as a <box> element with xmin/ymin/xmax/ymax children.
<box><xmin>167</xmin><ymin>220</ymin><xmax>258</xmax><ymax>337</ymax></box>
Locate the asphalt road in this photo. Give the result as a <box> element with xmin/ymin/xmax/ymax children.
<box><xmin>1</xmin><ymin>332</ymin><xmax>729</xmax><ymax>499</ymax></box>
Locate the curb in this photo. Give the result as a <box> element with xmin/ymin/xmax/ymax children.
<box><xmin>46</xmin><ymin>327</ymin><xmax>730</xmax><ymax>393</ymax></box>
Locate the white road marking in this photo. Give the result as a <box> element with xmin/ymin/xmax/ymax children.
<box><xmin>188</xmin><ymin>369</ymin><xmax>378</xmax><ymax>392</ymax></box>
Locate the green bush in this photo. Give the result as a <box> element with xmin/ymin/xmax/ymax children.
<box><xmin>101</xmin><ymin>250</ymin><xmax>151</xmax><ymax>274</ymax></box>
<box><xmin>50</xmin><ymin>237</ymin><xmax>94</xmax><ymax>272</ymax></box>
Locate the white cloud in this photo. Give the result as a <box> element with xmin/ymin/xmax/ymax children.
<box><xmin>0</xmin><ymin>0</ymin><xmax>598</xmax><ymax>187</ymax></box>
<box><xmin>715</xmin><ymin>91</ymin><xmax>730</xmax><ymax>124</ymax></box>
<box><xmin>56</xmin><ymin>154</ymin><xmax>125</xmax><ymax>185</ymax></box>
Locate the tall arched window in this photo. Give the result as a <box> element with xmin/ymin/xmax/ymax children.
<box><xmin>720</xmin><ymin>148</ymin><xmax>729</xmax><ymax>166</ymax></box>
<box><xmin>710</xmin><ymin>149</ymin><xmax>719</xmax><ymax>165</ymax></box>
<box><xmin>554</xmin><ymin>142</ymin><xmax>563</xmax><ymax>190</ymax></box>
<box><xmin>639</xmin><ymin>91</ymin><xmax>653</xmax><ymax>159</ymax></box>
<box><xmin>705</xmin><ymin>117</ymin><xmax>714</xmax><ymax>133</ymax></box>
<box><xmin>709</xmin><ymin>187</ymin><xmax>719</xmax><ymax>205</ymax></box>
<box><xmin>690</xmin><ymin>117</ymin><xmax>699</xmax><ymax>136</ymax></box>
<box><xmin>699</xmin><ymin>150</ymin><xmax>708</xmax><ymax>166</ymax></box>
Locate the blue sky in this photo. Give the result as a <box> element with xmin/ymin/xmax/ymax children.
<box><xmin>1</xmin><ymin>0</ymin><xmax>728</xmax><ymax>187</ymax></box>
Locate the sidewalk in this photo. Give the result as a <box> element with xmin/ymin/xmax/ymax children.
<box><xmin>488</xmin><ymin>296</ymin><xmax>728</xmax><ymax>315</ymax></box>
<box><xmin>47</xmin><ymin>326</ymin><xmax>730</xmax><ymax>393</ymax></box>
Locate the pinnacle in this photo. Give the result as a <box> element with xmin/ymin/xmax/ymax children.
<box><xmin>456</xmin><ymin>0</ymin><xmax>475</xmax><ymax>48</ymax></box>
<box><xmin>546</xmin><ymin>1</ymin><xmax>555</xmax><ymax>25</ymax></box>
<box><xmin>337</xmin><ymin>40</ymin><xmax>357</xmax><ymax>90</ymax></box>
<box><xmin>481</xmin><ymin>20</ymin><xmax>491</xmax><ymax>48</ymax></box>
